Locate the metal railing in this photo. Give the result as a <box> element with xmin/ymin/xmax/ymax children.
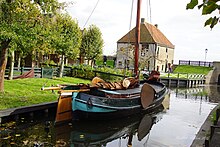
<box><xmin>179</xmin><ymin>60</ymin><xmax>213</xmax><ymax>67</ymax></box>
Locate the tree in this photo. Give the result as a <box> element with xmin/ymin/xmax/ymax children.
<box><xmin>186</xmin><ymin>0</ymin><xmax>220</xmax><ymax>29</ymax></box>
<box><xmin>80</xmin><ymin>25</ymin><xmax>104</xmax><ymax>66</ymax></box>
<box><xmin>51</xmin><ymin>14</ymin><xmax>81</xmax><ymax>77</ymax></box>
<box><xmin>0</xmin><ymin>0</ymin><xmax>61</xmax><ymax>92</ymax></box>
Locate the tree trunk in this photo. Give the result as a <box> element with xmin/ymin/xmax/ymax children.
<box><xmin>59</xmin><ymin>54</ymin><xmax>65</xmax><ymax>77</ymax></box>
<box><xmin>8</xmin><ymin>50</ymin><xmax>15</xmax><ymax>80</ymax></box>
<box><xmin>17</xmin><ymin>53</ymin><xmax>21</xmax><ymax>70</ymax></box>
<box><xmin>91</xmin><ymin>59</ymin><xmax>93</xmax><ymax>67</ymax></box>
<box><xmin>65</xmin><ymin>58</ymin><xmax>68</xmax><ymax>65</ymax></box>
<box><xmin>0</xmin><ymin>40</ymin><xmax>11</xmax><ymax>92</ymax></box>
<box><xmin>87</xmin><ymin>59</ymin><xmax>90</xmax><ymax>65</ymax></box>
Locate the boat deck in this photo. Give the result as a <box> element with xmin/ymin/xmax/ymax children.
<box><xmin>98</xmin><ymin>83</ymin><xmax>162</xmax><ymax>95</ymax></box>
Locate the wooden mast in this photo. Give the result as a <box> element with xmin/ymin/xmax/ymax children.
<box><xmin>134</xmin><ymin>0</ymin><xmax>142</xmax><ymax>78</ymax></box>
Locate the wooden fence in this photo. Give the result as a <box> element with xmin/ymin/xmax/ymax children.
<box><xmin>5</xmin><ymin>66</ymin><xmax>206</xmax><ymax>83</ymax></box>
<box><xmin>5</xmin><ymin>67</ymin><xmax>71</xmax><ymax>79</ymax></box>
<box><xmin>179</xmin><ymin>60</ymin><xmax>213</xmax><ymax>67</ymax></box>
<box><xmin>5</xmin><ymin>66</ymin><xmax>127</xmax><ymax>81</ymax></box>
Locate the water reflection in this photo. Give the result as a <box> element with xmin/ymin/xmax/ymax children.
<box><xmin>172</xmin><ymin>85</ymin><xmax>220</xmax><ymax>103</ymax></box>
<box><xmin>55</xmin><ymin>106</ymin><xmax>164</xmax><ymax>147</ymax></box>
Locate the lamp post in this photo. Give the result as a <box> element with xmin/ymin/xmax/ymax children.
<box><xmin>205</xmin><ymin>48</ymin><xmax>208</xmax><ymax>66</ymax></box>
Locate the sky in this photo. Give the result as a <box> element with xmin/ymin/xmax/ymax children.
<box><xmin>62</xmin><ymin>0</ymin><xmax>220</xmax><ymax>64</ymax></box>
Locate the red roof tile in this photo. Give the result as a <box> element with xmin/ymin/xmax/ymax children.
<box><xmin>117</xmin><ymin>22</ymin><xmax>175</xmax><ymax>49</ymax></box>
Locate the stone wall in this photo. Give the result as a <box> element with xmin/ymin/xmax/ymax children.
<box><xmin>205</xmin><ymin>62</ymin><xmax>220</xmax><ymax>84</ymax></box>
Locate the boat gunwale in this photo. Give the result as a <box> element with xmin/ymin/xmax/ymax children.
<box><xmin>74</xmin><ymin>88</ymin><xmax>167</xmax><ymax>110</ymax></box>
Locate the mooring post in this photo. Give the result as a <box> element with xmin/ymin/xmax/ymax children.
<box><xmin>204</xmin><ymin>139</ymin><xmax>209</xmax><ymax>147</ymax></box>
<box><xmin>168</xmin><ymin>79</ymin><xmax>171</xmax><ymax>87</ymax></box>
<box><xmin>190</xmin><ymin>80</ymin><xmax>193</xmax><ymax>87</ymax></box>
<box><xmin>14</xmin><ymin>115</ymin><xmax>19</xmax><ymax>121</ymax></box>
<box><xmin>41</xmin><ymin>67</ymin><xmax>43</xmax><ymax>78</ymax></box>
<box><xmin>210</xmin><ymin>126</ymin><xmax>214</xmax><ymax>140</ymax></box>
<box><xmin>29</xmin><ymin>112</ymin><xmax>34</xmax><ymax>117</ymax></box>
<box><xmin>44</xmin><ymin>109</ymin><xmax>49</xmax><ymax>117</ymax></box>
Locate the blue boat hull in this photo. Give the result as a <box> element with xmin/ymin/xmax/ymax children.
<box><xmin>71</xmin><ymin>81</ymin><xmax>167</xmax><ymax>120</ymax></box>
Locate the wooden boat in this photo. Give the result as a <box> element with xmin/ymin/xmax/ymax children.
<box><xmin>70</xmin><ymin>80</ymin><xmax>166</xmax><ymax>120</ymax></box>
<box><xmin>43</xmin><ymin>0</ymin><xmax>168</xmax><ymax>123</ymax></box>
<box><xmin>48</xmin><ymin>77</ymin><xmax>167</xmax><ymax>122</ymax></box>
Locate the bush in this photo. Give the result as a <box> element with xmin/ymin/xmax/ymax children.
<box><xmin>71</xmin><ymin>65</ymin><xmax>132</xmax><ymax>81</ymax></box>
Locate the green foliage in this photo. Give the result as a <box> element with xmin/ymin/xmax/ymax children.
<box><xmin>0</xmin><ymin>0</ymin><xmax>55</xmax><ymax>51</ymax></box>
<box><xmin>81</xmin><ymin>25</ymin><xmax>104</xmax><ymax>62</ymax></box>
<box><xmin>186</xmin><ymin>0</ymin><xmax>198</xmax><ymax>9</ymax></box>
<box><xmin>186</xmin><ymin>0</ymin><xmax>220</xmax><ymax>29</ymax></box>
<box><xmin>72</xmin><ymin>64</ymin><xmax>131</xmax><ymax>81</ymax></box>
<box><xmin>0</xmin><ymin>77</ymin><xmax>90</xmax><ymax>110</ymax></box>
<box><xmin>173</xmin><ymin>65</ymin><xmax>212</xmax><ymax>74</ymax></box>
<box><xmin>0</xmin><ymin>0</ymin><xmax>64</xmax><ymax>91</ymax></box>
<box><xmin>51</xmin><ymin>13</ymin><xmax>82</xmax><ymax>59</ymax></box>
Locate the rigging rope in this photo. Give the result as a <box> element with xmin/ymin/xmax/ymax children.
<box><xmin>146</xmin><ymin>0</ymin><xmax>156</xmax><ymax>69</ymax></box>
<box><xmin>146</xmin><ymin>0</ymin><xmax>152</xmax><ymax>23</ymax></box>
<box><xmin>128</xmin><ymin>0</ymin><xmax>134</xmax><ymax>44</ymax></box>
<box><xmin>124</xmin><ymin>0</ymin><xmax>135</xmax><ymax>73</ymax></box>
<box><xmin>149</xmin><ymin>0</ymin><xmax>152</xmax><ymax>23</ymax></box>
<box><xmin>83</xmin><ymin>0</ymin><xmax>100</xmax><ymax>28</ymax></box>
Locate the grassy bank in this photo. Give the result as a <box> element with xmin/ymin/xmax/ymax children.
<box><xmin>174</xmin><ymin>65</ymin><xmax>212</xmax><ymax>75</ymax></box>
<box><xmin>96</xmin><ymin>60</ymin><xmax>115</xmax><ymax>68</ymax></box>
<box><xmin>0</xmin><ymin>77</ymin><xmax>90</xmax><ymax>110</ymax></box>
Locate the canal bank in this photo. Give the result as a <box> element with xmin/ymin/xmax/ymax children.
<box><xmin>191</xmin><ymin>105</ymin><xmax>220</xmax><ymax>147</ymax></box>
<box><xmin>0</xmin><ymin>101</ymin><xmax>57</xmax><ymax>123</ymax></box>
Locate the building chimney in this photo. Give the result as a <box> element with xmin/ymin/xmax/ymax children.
<box><xmin>141</xmin><ymin>18</ymin><xmax>145</xmax><ymax>24</ymax></box>
<box><xmin>154</xmin><ymin>24</ymin><xmax>158</xmax><ymax>28</ymax></box>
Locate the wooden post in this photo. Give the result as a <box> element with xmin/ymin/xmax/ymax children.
<box><xmin>21</xmin><ymin>67</ymin><xmax>24</xmax><ymax>75</ymax></box>
<box><xmin>186</xmin><ymin>80</ymin><xmax>189</xmax><ymax>87</ymax></box>
<box><xmin>168</xmin><ymin>79</ymin><xmax>171</xmax><ymax>87</ymax></box>
<box><xmin>217</xmin><ymin>108</ymin><xmax>220</xmax><ymax>120</ymax></box>
<box><xmin>191</xmin><ymin>80</ymin><xmax>193</xmax><ymax>87</ymax></box>
<box><xmin>41</xmin><ymin>67</ymin><xmax>43</xmax><ymax>78</ymax></box>
<box><xmin>205</xmin><ymin>139</ymin><xmax>209</xmax><ymax>147</ymax></box>
<box><xmin>70</xmin><ymin>67</ymin><xmax>73</xmax><ymax>77</ymax></box>
<box><xmin>210</xmin><ymin>126</ymin><xmax>214</xmax><ymax>139</ymax></box>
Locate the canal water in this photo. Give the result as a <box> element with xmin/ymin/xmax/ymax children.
<box><xmin>0</xmin><ymin>86</ymin><xmax>219</xmax><ymax>147</ymax></box>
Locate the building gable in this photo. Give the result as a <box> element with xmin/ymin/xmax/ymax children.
<box><xmin>117</xmin><ymin>21</ymin><xmax>175</xmax><ymax>49</ymax></box>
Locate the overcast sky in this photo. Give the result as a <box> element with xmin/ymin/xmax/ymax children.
<box><xmin>63</xmin><ymin>0</ymin><xmax>220</xmax><ymax>63</ymax></box>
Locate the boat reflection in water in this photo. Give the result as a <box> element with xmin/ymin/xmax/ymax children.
<box><xmin>55</xmin><ymin>105</ymin><xmax>165</xmax><ymax>146</ymax></box>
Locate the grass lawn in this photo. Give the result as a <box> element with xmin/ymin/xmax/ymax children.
<box><xmin>0</xmin><ymin>77</ymin><xmax>90</xmax><ymax>110</ymax></box>
<box><xmin>173</xmin><ymin>65</ymin><xmax>212</xmax><ymax>75</ymax></box>
<box><xmin>96</xmin><ymin>60</ymin><xmax>115</xmax><ymax>68</ymax></box>
<box><xmin>160</xmin><ymin>65</ymin><xmax>212</xmax><ymax>79</ymax></box>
